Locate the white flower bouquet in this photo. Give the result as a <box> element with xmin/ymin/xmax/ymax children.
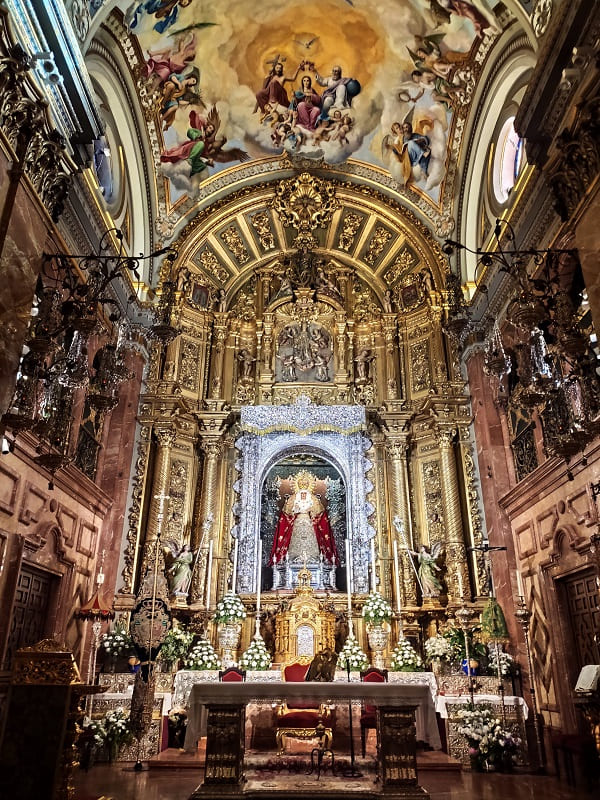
<box><xmin>456</xmin><ymin>705</ymin><xmax>520</xmax><ymax>768</ymax></box>
<box><xmin>337</xmin><ymin>635</ymin><xmax>369</xmax><ymax>672</ymax></box>
<box><xmin>390</xmin><ymin>638</ymin><xmax>424</xmax><ymax>672</ymax></box>
<box><xmin>487</xmin><ymin>645</ymin><xmax>516</xmax><ymax>677</ymax></box>
<box><xmin>213</xmin><ymin>592</ymin><xmax>247</xmax><ymax>624</ymax></box>
<box><xmin>362</xmin><ymin>592</ymin><xmax>393</xmax><ymax>625</ymax></box>
<box><xmin>101</xmin><ymin>621</ymin><xmax>132</xmax><ymax>657</ymax></box>
<box><xmin>424</xmin><ymin>634</ymin><xmax>453</xmax><ymax>662</ymax></box>
<box><xmin>102</xmin><ymin>707</ymin><xmax>133</xmax><ymax>761</ymax></box>
<box><xmin>159</xmin><ymin>626</ymin><xmax>195</xmax><ymax>666</ymax></box>
<box><xmin>239</xmin><ymin>636</ymin><xmax>272</xmax><ymax>671</ymax></box>
<box><xmin>185</xmin><ymin>638</ymin><xmax>222</xmax><ymax>670</ymax></box>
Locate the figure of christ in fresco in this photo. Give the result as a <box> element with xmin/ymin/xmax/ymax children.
<box><xmin>143</xmin><ymin>34</ymin><xmax>196</xmax><ymax>85</ymax></box>
<box><xmin>128</xmin><ymin>0</ymin><xmax>193</xmax><ymax>34</ymax></box>
<box><xmin>160</xmin><ymin>108</ymin><xmax>249</xmax><ymax>179</ymax></box>
<box><xmin>268</xmin><ymin>472</ymin><xmax>339</xmax><ymax>566</ymax></box>
<box><xmin>255</xmin><ymin>60</ymin><xmax>303</xmax><ymax>114</ymax></box>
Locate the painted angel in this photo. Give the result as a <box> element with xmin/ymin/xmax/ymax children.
<box><xmin>382</xmin><ymin>105</ymin><xmax>447</xmax><ymax>190</ymax></box>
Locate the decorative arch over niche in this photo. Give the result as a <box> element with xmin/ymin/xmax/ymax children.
<box><xmin>233</xmin><ymin>400</ymin><xmax>374</xmax><ymax>594</ymax></box>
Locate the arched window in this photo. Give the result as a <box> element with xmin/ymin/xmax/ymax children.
<box><xmin>493</xmin><ymin>117</ymin><xmax>525</xmax><ymax>204</ymax></box>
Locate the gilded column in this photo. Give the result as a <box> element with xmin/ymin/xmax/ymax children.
<box><xmin>385</xmin><ymin>440</ymin><xmax>418</xmax><ymax>605</ymax></box>
<box><xmin>209</xmin><ymin>313</ymin><xmax>229</xmax><ymax>399</ymax></box>
<box><xmin>190</xmin><ymin>438</ymin><xmax>224</xmax><ymax>605</ymax></box>
<box><xmin>146</xmin><ymin>426</ymin><xmax>176</xmax><ymax>543</ymax></box>
<box><xmin>436</xmin><ymin>427</ymin><xmax>469</xmax><ymax>601</ymax></box>
<box><xmin>382</xmin><ymin>315</ymin><xmax>399</xmax><ymax>399</ymax></box>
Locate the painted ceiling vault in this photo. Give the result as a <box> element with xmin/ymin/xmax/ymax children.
<box><xmin>88</xmin><ymin>0</ymin><xmax>502</xmax><ymax>255</ymax></box>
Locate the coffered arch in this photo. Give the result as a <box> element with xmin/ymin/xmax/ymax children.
<box><xmin>169</xmin><ymin>176</ymin><xmax>448</xmax><ymax>300</ymax></box>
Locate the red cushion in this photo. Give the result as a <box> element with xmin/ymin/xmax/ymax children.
<box><xmin>221</xmin><ymin>669</ymin><xmax>244</xmax><ymax>682</ymax></box>
<box><xmin>362</xmin><ymin>670</ymin><xmax>386</xmax><ymax>683</ymax></box>
<box><xmin>284</xmin><ymin>663</ymin><xmax>310</xmax><ymax>682</ymax></box>
<box><xmin>363</xmin><ymin>703</ymin><xmax>376</xmax><ymax>714</ymax></box>
<box><xmin>279</xmin><ymin>711</ymin><xmax>321</xmax><ymax>726</ymax></box>
<box><xmin>360</xmin><ymin>711</ymin><xmax>376</xmax><ymax>727</ymax></box>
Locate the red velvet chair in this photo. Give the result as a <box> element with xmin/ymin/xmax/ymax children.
<box><xmin>359</xmin><ymin>667</ymin><xmax>388</xmax><ymax>757</ymax></box>
<box><xmin>219</xmin><ymin>667</ymin><xmax>246</xmax><ymax>681</ymax></box>
<box><xmin>276</xmin><ymin>661</ymin><xmax>332</xmax><ymax>754</ymax></box>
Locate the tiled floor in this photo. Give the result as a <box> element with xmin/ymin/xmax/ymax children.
<box><xmin>74</xmin><ymin>762</ymin><xmax>598</xmax><ymax>800</ymax></box>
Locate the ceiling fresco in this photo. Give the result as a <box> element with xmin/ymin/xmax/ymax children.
<box><xmin>117</xmin><ymin>0</ymin><xmax>499</xmax><ymax>209</ymax></box>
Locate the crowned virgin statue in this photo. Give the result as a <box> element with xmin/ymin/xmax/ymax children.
<box><xmin>268</xmin><ymin>470</ymin><xmax>339</xmax><ymax>566</ymax></box>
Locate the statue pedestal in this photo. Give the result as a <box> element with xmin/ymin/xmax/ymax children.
<box><xmin>272</xmin><ymin>560</ymin><xmax>336</xmax><ymax>590</ymax></box>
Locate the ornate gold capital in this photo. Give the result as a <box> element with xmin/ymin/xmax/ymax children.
<box><xmin>155</xmin><ymin>427</ymin><xmax>176</xmax><ymax>448</ymax></box>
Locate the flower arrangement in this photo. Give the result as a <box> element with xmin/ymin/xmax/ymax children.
<box><xmin>185</xmin><ymin>638</ymin><xmax>222</xmax><ymax>670</ymax></box>
<box><xmin>213</xmin><ymin>592</ymin><xmax>247</xmax><ymax>624</ymax></box>
<box><xmin>239</xmin><ymin>636</ymin><xmax>272</xmax><ymax>671</ymax></box>
<box><xmin>337</xmin><ymin>635</ymin><xmax>369</xmax><ymax>672</ymax></box>
<box><xmin>487</xmin><ymin>645</ymin><xmax>516</xmax><ymax>677</ymax></box>
<box><xmin>390</xmin><ymin>638</ymin><xmax>424</xmax><ymax>672</ymax></box>
<box><xmin>90</xmin><ymin>708</ymin><xmax>133</xmax><ymax>762</ymax></box>
<box><xmin>456</xmin><ymin>705</ymin><xmax>520</xmax><ymax>770</ymax></box>
<box><xmin>424</xmin><ymin>634</ymin><xmax>453</xmax><ymax>662</ymax></box>
<box><xmin>158</xmin><ymin>626</ymin><xmax>195</xmax><ymax>667</ymax></box>
<box><xmin>362</xmin><ymin>592</ymin><xmax>393</xmax><ymax>626</ymax></box>
<box><xmin>443</xmin><ymin>625</ymin><xmax>487</xmax><ymax>664</ymax></box>
<box><xmin>101</xmin><ymin>620</ymin><xmax>133</xmax><ymax>658</ymax></box>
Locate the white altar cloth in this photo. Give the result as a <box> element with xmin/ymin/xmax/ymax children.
<box><xmin>184</xmin><ymin>680</ymin><xmax>441</xmax><ymax>752</ymax></box>
<box><xmin>435</xmin><ymin>694</ymin><xmax>529</xmax><ymax>719</ymax></box>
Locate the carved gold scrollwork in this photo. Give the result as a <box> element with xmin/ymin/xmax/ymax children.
<box><xmin>271</xmin><ymin>172</ymin><xmax>340</xmax><ymax>250</ymax></box>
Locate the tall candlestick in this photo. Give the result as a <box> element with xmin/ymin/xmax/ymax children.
<box><xmin>370</xmin><ymin>539</ymin><xmax>377</xmax><ymax>593</ymax></box>
<box><xmin>205</xmin><ymin>540</ymin><xmax>214</xmax><ymax>609</ymax></box>
<box><xmin>231</xmin><ymin>538</ymin><xmax>239</xmax><ymax>592</ymax></box>
<box><xmin>516</xmin><ymin>569</ymin><xmax>525</xmax><ymax>599</ymax></box>
<box><xmin>256</xmin><ymin>540</ymin><xmax>262</xmax><ymax>613</ymax></box>
<box><xmin>255</xmin><ymin>539</ymin><xmax>262</xmax><ymax>636</ymax></box>
<box><xmin>345</xmin><ymin>539</ymin><xmax>354</xmax><ymax>634</ymax></box>
<box><xmin>393</xmin><ymin>540</ymin><xmax>402</xmax><ymax>614</ymax></box>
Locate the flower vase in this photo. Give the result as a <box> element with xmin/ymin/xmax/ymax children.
<box><xmin>218</xmin><ymin>622</ymin><xmax>241</xmax><ymax>668</ymax></box>
<box><xmin>367</xmin><ymin>624</ymin><xmax>389</xmax><ymax>670</ymax></box>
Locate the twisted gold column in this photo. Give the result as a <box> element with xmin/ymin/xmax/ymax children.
<box><xmin>190</xmin><ymin>438</ymin><xmax>224</xmax><ymax>606</ymax></box>
<box><xmin>386</xmin><ymin>440</ymin><xmax>417</xmax><ymax>605</ymax></box>
<box><xmin>140</xmin><ymin>426</ymin><xmax>176</xmax><ymax>576</ymax></box>
<box><xmin>436</xmin><ymin>427</ymin><xmax>469</xmax><ymax>601</ymax></box>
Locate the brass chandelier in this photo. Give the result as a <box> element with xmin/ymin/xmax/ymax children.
<box><xmin>444</xmin><ymin>220</ymin><xmax>600</xmax><ymax>461</ymax></box>
<box><xmin>1</xmin><ymin>229</ymin><xmax>179</xmax><ymax>484</ymax></box>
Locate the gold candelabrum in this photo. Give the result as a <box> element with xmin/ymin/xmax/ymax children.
<box><xmin>515</xmin><ymin>595</ymin><xmax>546</xmax><ymax>772</ymax></box>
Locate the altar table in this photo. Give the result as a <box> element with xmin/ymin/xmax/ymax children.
<box><xmin>186</xmin><ymin>681</ymin><xmax>437</xmax><ymax>798</ymax></box>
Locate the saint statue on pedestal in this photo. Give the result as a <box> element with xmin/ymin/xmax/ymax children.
<box><xmin>268</xmin><ymin>470</ymin><xmax>339</xmax><ymax>566</ymax></box>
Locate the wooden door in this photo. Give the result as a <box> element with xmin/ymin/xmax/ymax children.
<box><xmin>562</xmin><ymin>568</ymin><xmax>600</xmax><ymax>671</ymax></box>
<box><xmin>3</xmin><ymin>563</ymin><xmax>55</xmax><ymax>670</ymax></box>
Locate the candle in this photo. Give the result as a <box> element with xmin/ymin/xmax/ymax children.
<box><xmin>256</xmin><ymin>540</ymin><xmax>262</xmax><ymax>614</ymax></box>
<box><xmin>457</xmin><ymin>570</ymin><xmax>464</xmax><ymax>599</ymax></box>
<box><xmin>516</xmin><ymin>570</ymin><xmax>525</xmax><ymax>599</ymax></box>
<box><xmin>345</xmin><ymin>539</ymin><xmax>354</xmax><ymax>634</ymax></box>
<box><xmin>370</xmin><ymin>539</ymin><xmax>377</xmax><ymax>593</ymax></box>
<box><xmin>205</xmin><ymin>540</ymin><xmax>213</xmax><ymax>609</ymax></box>
<box><xmin>231</xmin><ymin>538</ymin><xmax>239</xmax><ymax>592</ymax></box>
<box><xmin>393</xmin><ymin>540</ymin><xmax>402</xmax><ymax>614</ymax></box>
